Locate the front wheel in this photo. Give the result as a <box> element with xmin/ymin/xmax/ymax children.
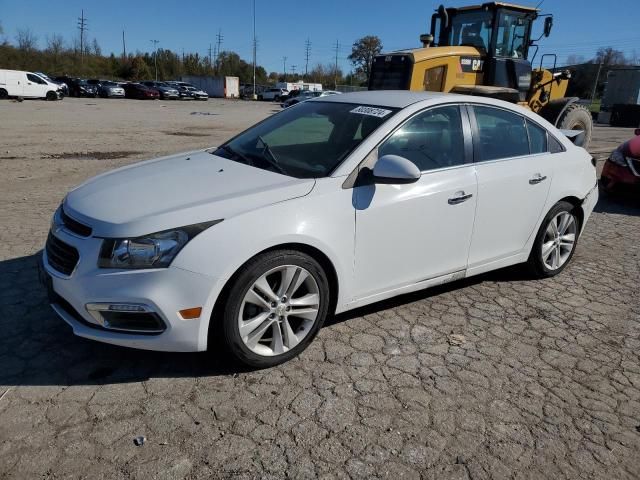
<box><xmin>527</xmin><ymin>201</ymin><xmax>580</xmax><ymax>278</ymax></box>
<box><xmin>46</xmin><ymin>91</ymin><xmax>58</xmax><ymax>101</ymax></box>
<box><xmin>219</xmin><ymin>250</ymin><xmax>330</xmax><ymax>368</ymax></box>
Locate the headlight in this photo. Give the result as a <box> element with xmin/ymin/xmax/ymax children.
<box><xmin>608</xmin><ymin>149</ymin><xmax>628</xmax><ymax>167</ymax></box>
<box><xmin>98</xmin><ymin>220</ymin><xmax>221</xmax><ymax>269</ymax></box>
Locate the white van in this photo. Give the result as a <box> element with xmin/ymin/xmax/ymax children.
<box><xmin>0</xmin><ymin>69</ymin><xmax>63</xmax><ymax>100</ymax></box>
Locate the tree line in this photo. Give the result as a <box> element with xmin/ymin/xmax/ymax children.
<box><xmin>0</xmin><ymin>27</ymin><xmax>384</xmax><ymax>88</ymax></box>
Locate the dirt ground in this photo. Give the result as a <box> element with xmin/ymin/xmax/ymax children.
<box><xmin>0</xmin><ymin>97</ymin><xmax>639</xmax><ymax>479</ymax></box>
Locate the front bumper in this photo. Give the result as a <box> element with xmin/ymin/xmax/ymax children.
<box><xmin>601</xmin><ymin>160</ymin><xmax>640</xmax><ymax>190</ymax></box>
<box><xmin>41</xmin><ymin>226</ymin><xmax>219</xmax><ymax>352</ymax></box>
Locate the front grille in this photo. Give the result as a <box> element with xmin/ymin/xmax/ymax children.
<box><xmin>61</xmin><ymin>209</ymin><xmax>92</xmax><ymax>237</ymax></box>
<box><xmin>46</xmin><ymin>232</ymin><xmax>80</xmax><ymax>276</ymax></box>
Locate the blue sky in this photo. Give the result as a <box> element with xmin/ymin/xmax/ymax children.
<box><xmin>1</xmin><ymin>0</ymin><xmax>639</xmax><ymax>74</ymax></box>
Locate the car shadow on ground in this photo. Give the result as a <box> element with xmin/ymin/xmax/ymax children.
<box><xmin>594</xmin><ymin>187</ymin><xmax>640</xmax><ymax>216</ymax></box>
<box><xmin>0</xmin><ymin>251</ymin><xmax>538</xmax><ymax>388</ymax></box>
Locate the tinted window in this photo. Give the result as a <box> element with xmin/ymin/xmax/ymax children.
<box><xmin>216</xmin><ymin>102</ymin><xmax>397</xmax><ymax>178</ymax></box>
<box><xmin>549</xmin><ymin>135</ymin><xmax>564</xmax><ymax>153</ymax></box>
<box><xmin>27</xmin><ymin>74</ymin><xmax>46</xmax><ymax>84</ymax></box>
<box><xmin>474</xmin><ymin>106</ymin><xmax>529</xmax><ymax>161</ymax></box>
<box><xmin>379</xmin><ymin>105</ymin><xmax>465</xmax><ymax>171</ymax></box>
<box><xmin>527</xmin><ymin>120</ymin><xmax>548</xmax><ymax>154</ymax></box>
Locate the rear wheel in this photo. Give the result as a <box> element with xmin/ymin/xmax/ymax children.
<box><xmin>0</xmin><ymin>89</ymin><xmax>7</xmax><ymax>99</ymax></box>
<box><xmin>527</xmin><ymin>201</ymin><xmax>579</xmax><ymax>278</ymax></box>
<box><xmin>557</xmin><ymin>103</ymin><xmax>592</xmax><ymax>149</ymax></box>
<box><xmin>218</xmin><ymin>250</ymin><xmax>330</xmax><ymax>368</ymax></box>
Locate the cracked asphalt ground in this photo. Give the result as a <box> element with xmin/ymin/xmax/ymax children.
<box><xmin>1</xmin><ymin>99</ymin><xmax>639</xmax><ymax>479</ymax></box>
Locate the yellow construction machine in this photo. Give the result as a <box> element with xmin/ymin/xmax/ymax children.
<box><xmin>369</xmin><ymin>2</ymin><xmax>593</xmax><ymax>147</ymax></box>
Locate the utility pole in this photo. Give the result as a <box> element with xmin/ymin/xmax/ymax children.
<box><xmin>291</xmin><ymin>65</ymin><xmax>297</xmax><ymax>80</ymax></box>
<box><xmin>122</xmin><ymin>30</ymin><xmax>126</xmax><ymax>59</ymax></box>
<box><xmin>304</xmin><ymin>38</ymin><xmax>311</xmax><ymax>78</ymax></box>
<box><xmin>77</xmin><ymin>10</ymin><xmax>88</xmax><ymax>64</ymax></box>
<box><xmin>282</xmin><ymin>56</ymin><xmax>287</xmax><ymax>82</ymax></box>
<box><xmin>252</xmin><ymin>0</ymin><xmax>257</xmax><ymax>99</ymax></box>
<box><xmin>208</xmin><ymin>43</ymin><xmax>213</xmax><ymax>72</ymax></box>
<box><xmin>215</xmin><ymin>29</ymin><xmax>223</xmax><ymax>72</ymax></box>
<box><xmin>150</xmin><ymin>39</ymin><xmax>159</xmax><ymax>81</ymax></box>
<box><xmin>590</xmin><ymin>62</ymin><xmax>603</xmax><ymax>108</ymax></box>
<box><xmin>334</xmin><ymin>40</ymin><xmax>340</xmax><ymax>90</ymax></box>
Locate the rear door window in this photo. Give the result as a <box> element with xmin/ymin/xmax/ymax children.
<box><xmin>473</xmin><ymin>106</ymin><xmax>529</xmax><ymax>161</ymax></box>
<box><xmin>526</xmin><ymin>120</ymin><xmax>548</xmax><ymax>154</ymax></box>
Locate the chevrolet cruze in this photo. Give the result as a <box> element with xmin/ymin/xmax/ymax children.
<box><xmin>41</xmin><ymin>91</ymin><xmax>598</xmax><ymax>367</ymax></box>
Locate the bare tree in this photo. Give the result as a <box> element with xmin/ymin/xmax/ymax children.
<box><xmin>15</xmin><ymin>28</ymin><xmax>38</xmax><ymax>52</ymax></box>
<box><xmin>46</xmin><ymin>34</ymin><xmax>65</xmax><ymax>55</ymax></box>
<box><xmin>91</xmin><ymin>38</ymin><xmax>101</xmax><ymax>56</ymax></box>
<box><xmin>593</xmin><ymin>47</ymin><xmax>627</xmax><ymax>66</ymax></box>
<box><xmin>565</xmin><ymin>54</ymin><xmax>585</xmax><ymax>66</ymax></box>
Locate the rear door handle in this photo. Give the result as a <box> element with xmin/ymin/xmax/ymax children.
<box><xmin>529</xmin><ymin>174</ymin><xmax>547</xmax><ymax>185</ymax></box>
<box><xmin>448</xmin><ymin>191</ymin><xmax>473</xmax><ymax>205</ymax></box>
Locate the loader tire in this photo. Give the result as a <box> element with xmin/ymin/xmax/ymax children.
<box><xmin>557</xmin><ymin>103</ymin><xmax>592</xmax><ymax>149</ymax></box>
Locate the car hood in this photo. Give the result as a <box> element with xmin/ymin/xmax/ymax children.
<box><xmin>64</xmin><ymin>150</ymin><xmax>315</xmax><ymax>238</ymax></box>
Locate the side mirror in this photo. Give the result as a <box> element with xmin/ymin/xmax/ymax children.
<box><xmin>372</xmin><ymin>154</ymin><xmax>421</xmax><ymax>184</ymax></box>
<box><xmin>544</xmin><ymin>17</ymin><xmax>553</xmax><ymax>37</ymax></box>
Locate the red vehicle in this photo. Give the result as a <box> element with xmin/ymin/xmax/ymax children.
<box><xmin>601</xmin><ymin>129</ymin><xmax>640</xmax><ymax>193</ymax></box>
<box><xmin>122</xmin><ymin>83</ymin><xmax>160</xmax><ymax>100</ymax></box>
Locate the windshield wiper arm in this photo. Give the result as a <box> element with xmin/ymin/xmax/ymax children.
<box><xmin>257</xmin><ymin>136</ymin><xmax>287</xmax><ymax>175</ymax></box>
<box><xmin>218</xmin><ymin>144</ymin><xmax>253</xmax><ymax>167</ymax></box>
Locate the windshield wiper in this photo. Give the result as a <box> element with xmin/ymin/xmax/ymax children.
<box><xmin>257</xmin><ymin>136</ymin><xmax>287</xmax><ymax>175</ymax></box>
<box><xmin>218</xmin><ymin>144</ymin><xmax>253</xmax><ymax>167</ymax></box>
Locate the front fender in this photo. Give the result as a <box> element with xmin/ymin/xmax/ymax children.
<box><xmin>171</xmin><ymin>177</ymin><xmax>356</xmax><ymax>341</ymax></box>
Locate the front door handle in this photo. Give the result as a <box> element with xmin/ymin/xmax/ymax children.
<box><xmin>529</xmin><ymin>174</ymin><xmax>547</xmax><ymax>185</ymax></box>
<box><xmin>448</xmin><ymin>191</ymin><xmax>473</xmax><ymax>205</ymax></box>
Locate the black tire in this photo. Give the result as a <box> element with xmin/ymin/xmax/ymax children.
<box><xmin>217</xmin><ymin>249</ymin><xmax>330</xmax><ymax>368</ymax></box>
<box><xmin>0</xmin><ymin>88</ymin><xmax>8</xmax><ymax>99</ymax></box>
<box><xmin>46</xmin><ymin>91</ymin><xmax>57</xmax><ymax>101</ymax></box>
<box><xmin>257</xmin><ymin>94</ymin><xmax>263</xmax><ymax>101</ymax></box>
<box><xmin>557</xmin><ymin>103</ymin><xmax>593</xmax><ymax>149</ymax></box>
<box><xmin>526</xmin><ymin>201</ymin><xmax>580</xmax><ymax>279</ymax></box>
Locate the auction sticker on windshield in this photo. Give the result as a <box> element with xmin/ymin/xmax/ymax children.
<box><xmin>350</xmin><ymin>106</ymin><xmax>392</xmax><ymax>118</ymax></box>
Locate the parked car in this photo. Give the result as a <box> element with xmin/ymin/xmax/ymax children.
<box><xmin>54</xmin><ymin>77</ymin><xmax>97</xmax><ymax>97</ymax></box>
<box><xmin>141</xmin><ymin>81</ymin><xmax>179</xmax><ymax>100</ymax></box>
<box><xmin>0</xmin><ymin>69</ymin><xmax>63</xmax><ymax>100</ymax></box>
<box><xmin>281</xmin><ymin>90</ymin><xmax>340</xmax><ymax>108</ymax></box>
<box><xmin>40</xmin><ymin>92</ymin><xmax>598</xmax><ymax>368</ymax></box>
<box><xmin>182</xmin><ymin>86</ymin><xmax>208</xmax><ymax>100</ymax></box>
<box><xmin>259</xmin><ymin>88</ymin><xmax>288</xmax><ymax>101</ymax></box>
<box><xmin>122</xmin><ymin>83</ymin><xmax>160</xmax><ymax>100</ymax></box>
<box><xmin>600</xmin><ymin>129</ymin><xmax>640</xmax><ymax>193</ymax></box>
<box><xmin>165</xmin><ymin>81</ymin><xmax>194</xmax><ymax>100</ymax></box>
<box><xmin>96</xmin><ymin>81</ymin><xmax>125</xmax><ymax>98</ymax></box>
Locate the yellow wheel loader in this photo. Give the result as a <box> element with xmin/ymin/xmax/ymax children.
<box><xmin>369</xmin><ymin>2</ymin><xmax>593</xmax><ymax>148</ymax></box>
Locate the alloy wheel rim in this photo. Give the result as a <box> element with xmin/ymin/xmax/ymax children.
<box><xmin>541</xmin><ymin>211</ymin><xmax>577</xmax><ymax>271</ymax></box>
<box><xmin>238</xmin><ymin>265</ymin><xmax>320</xmax><ymax>357</ymax></box>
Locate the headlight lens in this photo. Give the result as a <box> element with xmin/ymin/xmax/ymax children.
<box><xmin>608</xmin><ymin>149</ymin><xmax>628</xmax><ymax>167</ymax></box>
<box><xmin>98</xmin><ymin>220</ymin><xmax>221</xmax><ymax>269</ymax></box>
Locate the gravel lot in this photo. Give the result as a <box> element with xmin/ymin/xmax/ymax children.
<box><xmin>0</xmin><ymin>97</ymin><xmax>639</xmax><ymax>479</ymax></box>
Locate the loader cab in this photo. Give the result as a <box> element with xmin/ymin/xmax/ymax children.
<box><xmin>431</xmin><ymin>2</ymin><xmax>540</xmax><ymax>100</ymax></box>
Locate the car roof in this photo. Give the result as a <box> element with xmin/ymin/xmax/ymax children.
<box><xmin>311</xmin><ymin>90</ymin><xmax>462</xmax><ymax>108</ymax></box>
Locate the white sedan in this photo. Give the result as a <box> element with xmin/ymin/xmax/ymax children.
<box><xmin>41</xmin><ymin>91</ymin><xmax>598</xmax><ymax>367</ymax></box>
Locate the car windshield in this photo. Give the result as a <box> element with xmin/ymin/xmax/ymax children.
<box><xmin>212</xmin><ymin>101</ymin><xmax>398</xmax><ymax>178</ymax></box>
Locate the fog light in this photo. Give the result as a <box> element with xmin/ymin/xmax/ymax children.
<box><xmin>86</xmin><ymin>303</ymin><xmax>166</xmax><ymax>333</ymax></box>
